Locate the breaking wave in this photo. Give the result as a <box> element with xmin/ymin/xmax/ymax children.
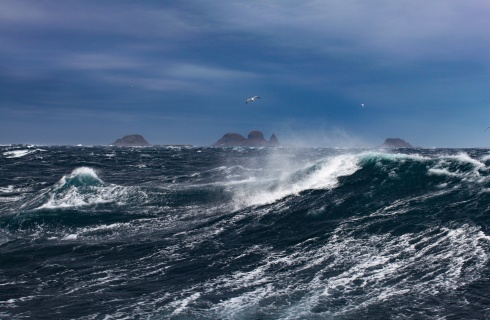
<box><xmin>231</xmin><ymin>154</ymin><xmax>360</xmax><ymax>208</ymax></box>
<box><xmin>20</xmin><ymin>167</ymin><xmax>136</xmax><ymax>210</ymax></box>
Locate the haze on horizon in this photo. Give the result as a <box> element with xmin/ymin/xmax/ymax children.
<box><xmin>0</xmin><ymin>1</ymin><xmax>489</xmax><ymax>147</ymax></box>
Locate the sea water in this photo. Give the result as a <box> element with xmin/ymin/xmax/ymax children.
<box><xmin>1</xmin><ymin>146</ymin><xmax>490</xmax><ymax>319</ymax></box>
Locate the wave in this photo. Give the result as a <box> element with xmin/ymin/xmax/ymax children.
<box><xmin>2</xmin><ymin>147</ymin><xmax>490</xmax><ymax>319</ymax></box>
<box><xmin>427</xmin><ymin>152</ymin><xmax>489</xmax><ymax>185</ymax></box>
<box><xmin>3</xmin><ymin>148</ymin><xmax>45</xmax><ymax>158</ymax></box>
<box><xmin>6</xmin><ymin>150</ymin><xmax>490</xmax><ymax>214</ymax></box>
<box><xmin>228</xmin><ymin>150</ymin><xmax>490</xmax><ymax>210</ymax></box>
<box><xmin>231</xmin><ymin>154</ymin><xmax>360</xmax><ymax>208</ymax></box>
<box><xmin>187</xmin><ymin>223</ymin><xmax>489</xmax><ymax>319</ymax></box>
<box><xmin>21</xmin><ymin>167</ymin><xmax>135</xmax><ymax>210</ymax></box>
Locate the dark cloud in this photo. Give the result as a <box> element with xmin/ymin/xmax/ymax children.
<box><xmin>0</xmin><ymin>1</ymin><xmax>488</xmax><ymax>146</ymax></box>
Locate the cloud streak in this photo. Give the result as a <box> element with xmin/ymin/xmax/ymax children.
<box><xmin>0</xmin><ymin>0</ymin><xmax>488</xmax><ymax>146</ymax></box>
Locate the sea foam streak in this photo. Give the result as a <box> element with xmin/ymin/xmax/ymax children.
<box><xmin>167</xmin><ymin>223</ymin><xmax>489</xmax><ymax>319</ymax></box>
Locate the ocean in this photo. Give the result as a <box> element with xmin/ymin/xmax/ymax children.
<box><xmin>1</xmin><ymin>145</ymin><xmax>490</xmax><ymax>319</ymax></box>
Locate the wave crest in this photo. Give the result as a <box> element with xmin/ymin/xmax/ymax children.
<box><xmin>19</xmin><ymin>167</ymin><xmax>132</xmax><ymax>210</ymax></box>
<box><xmin>232</xmin><ymin>154</ymin><xmax>360</xmax><ymax>208</ymax></box>
<box><xmin>56</xmin><ymin>167</ymin><xmax>104</xmax><ymax>189</ymax></box>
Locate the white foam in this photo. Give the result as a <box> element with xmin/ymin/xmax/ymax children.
<box><xmin>448</xmin><ymin>152</ymin><xmax>486</xmax><ymax>170</ymax></box>
<box><xmin>0</xmin><ymin>185</ymin><xmax>16</xmax><ymax>193</ymax></box>
<box><xmin>76</xmin><ymin>223</ymin><xmax>128</xmax><ymax>237</ymax></box>
<box><xmin>171</xmin><ymin>220</ymin><xmax>489</xmax><ymax>319</ymax></box>
<box><xmin>68</xmin><ymin>167</ymin><xmax>102</xmax><ymax>181</ymax></box>
<box><xmin>0</xmin><ymin>195</ymin><xmax>24</xmax><ymax>203</ymax></box>
<box><xmin>359</xmin><ymin>151</ymin><xmax>430</xmax><ymax>162</ymax></box>
<box><xmin>232</xmin><ymin>154</ymin><xmax>360</xmax><ymax>208</ymax></box>
<box><xmin>170</xmin><ymin>293</ymin><xmax>201</xmax><ymax>315</ymax></box>
<box><xmin>428</xmin><ymin>152</ymin><xmax>488</xmax><ymax>185</ymax></box>
<box><xmin>62</xmin><ymin>234</ymin><xmax>78</xmax><ymax>240</ymax></box>
<box><xmin>32</xmin><ymin>167</ymin><xmax>134</xmax><ymax>209</ymax></box>
<box><xmin>0</xmin><ymin>185</ymin><xmax>32</xmax><ymax>202</ymax></box>
<box><xmin>38</xmin><ymin>184</ymin><xmax>130</xmax><ymax>209</ymax></box>
<box><xmin>3</xmin><ymin>150</ymin><xmax>32</xmax><ymax>158</ymax></box>
<box><xmin>480</xmin><ymin>153</ymin><xmax>490</xmax><ymax>162</ymax></box>
<box><xmin>285</xmin><ymin>223</ymin><xmax>489</xmax><ymax>317</ymax></box>
<box><xmin>3</xmin><ymin>148</ymin><xmax>46</xmax><ymax>158</ymax></box>
<box><xmin>211</xmin><ymin>284</ymin><xmax>275</xmax><ymax>318</ymax></box>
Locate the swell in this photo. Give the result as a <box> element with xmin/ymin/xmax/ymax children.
<box><xmin>155</xmin><ymin>151</ymin><xmax>490</xmax><ymax>318</ymax></box>
<box><xmin>3</xmin><ymin>150</ymin><xmax>490</xmax><ymax>237</ymax></box>
<box><xmin>2</xmin><ymin>147</ymin><xmax>490</xmax><ymax>319</ymax></box>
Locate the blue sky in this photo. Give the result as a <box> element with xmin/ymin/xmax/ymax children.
<box><xmin>0</xmin><ymin>1</ymin><xmax>489</xmax><ymax>147</ymax></box>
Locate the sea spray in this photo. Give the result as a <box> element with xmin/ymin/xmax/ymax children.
<box><xmin>232</xmin><ymin>154</ymin><xmax>360</xmax><ymax>208</ymax></box>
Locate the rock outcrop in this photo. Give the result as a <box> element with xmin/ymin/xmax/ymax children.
<box><xmin>111</xmin><ymin>134</ymin><xmax>150</xmax><ymax>146</ymax></box>
<box><xmin>212</xmin><ymin>131</ymin><xmax>280</xmax><ymax>147</ymax></box>
<box><xmin>212</xmin><ymin>133</ymin><xmax>247</xmax><ymax>147</ymax></box>
<box><xmin>269</xmin><ymin>134</ymin><xmax>279</xmax><ymax>146</ymax></box>
<box><xmin>243</xmin><ymin>131</ymin><xmax>268</xmax><ymax>146</ymax></box>
<box><xmin>378</xmin><ymin>138</ymin><xmax>413</xmax><ymax>148</ymax></box>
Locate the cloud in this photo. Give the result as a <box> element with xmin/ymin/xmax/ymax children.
<box><xmin>0</xmin><ymin>1</ymin><xmax>265</xmax><ymax>95</ymax></box>
<box><xmin>0</xmin><ymin>0</ymin><xmax>488</xmax><ymax>146</ymax></box>
<box><xmin>3</xmin><ymin>1</ymin><xmax>487</xmax><ymax>78</ymax></box>
<box><xmin>0</xmin><ymin>1</ymin><xmax>199</xmax><ymax>40</ymax></box>
<box><xmin>59</xmin><ymin>53</ymin><xmax>144</xmax><ymax>71</ymax></box>
<box><xmin>58</xmin><ymin>52</ymin><xmax>260</xmax><ymax>92</ymax></box>
<box><xmin>165</xmin><ymin>63</ymin><xmax>258</xmax><ymax>82</ymax></box>
<box><xmin>202</xmin><ymin>0</ymin><xmax>489</xmax><ymax>63</ymax></box>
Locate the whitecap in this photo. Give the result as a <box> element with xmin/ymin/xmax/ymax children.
<box><xmin>28</xmin><ymin>167</ymin><xmax>136</xmax><ymax>210</ymax></box>
<box><xmin>0</xmin><ymin>185</ymin><xmax>16</xmax><ymax>193</ymax></box>
<box><xmin>62</xmin><ymin>234</ymin><xmax>78</xmax><ymax>240</ymax></box>
<box><xmin>232</xmin><ymin>154</ymin><xmax>360</xmax><ymax>208</ymax></box>
<box><xmin>427</xmin><ymin>152</ymin><xmax>489</xmax><ymax>185</ymax></box>
<box><xmin>3</xmin><ymin>150</ymin><xmax>33</xmax><ymax>158</ymax></box>
<box><xmin>3</xmin><ymin>148</ymin><xmax>46</xmax><ymax>158</ymax></box>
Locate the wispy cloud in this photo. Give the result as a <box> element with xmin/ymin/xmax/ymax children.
<box><xmin>193</xmin><ymin>0</ymin><xmax>490</xmax><ymax>72</ymax></box>
<box><xmin>165</xmin><ymin>63</ymin><xmax>259</xmax><ymax>82</ymax></box>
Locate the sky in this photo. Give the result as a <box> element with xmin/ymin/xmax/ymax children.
<box><xmin>0</xmin><ymin>0</ymin><xmax>489</xmax><ymax>147</ymax></box>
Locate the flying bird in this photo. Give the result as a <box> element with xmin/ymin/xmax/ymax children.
<box><xmin>485</xmin><ymin>126</ymin><xmax>490</xmax><ymax>132</ymax></box>
<box><xmin>361</xmin><ymin>103</ymin><xmax>364</xmax><ymax>108</ymax></box>
<box><xmin>246</xmin><ymin>96</ymin><xmax>260</xmax><ymax>104</ymax></box>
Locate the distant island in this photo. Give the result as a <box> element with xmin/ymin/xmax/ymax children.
<box><xmin>111</xmin><ymin>134</ymin><xmax>150</xmax><ymax>146</ymax></box>
<box><xmin>212</xmin><ymin>131</ymin><xmax>280</xmax><ymax>147</ymax></box>
<box><xmin>108</xmin><ymin>133</ymin><xmax>412</xmax><ymax>148</ymax></box>
<box><xmin>378</xmin><ymin>138</ymin><xmax>413</xmax><ymax>148</ymax></box>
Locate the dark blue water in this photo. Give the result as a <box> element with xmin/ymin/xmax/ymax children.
<box><xmin>1</xmin><ymin>145</ymin><xmax>490</xmax><ymax>319</ymax></box>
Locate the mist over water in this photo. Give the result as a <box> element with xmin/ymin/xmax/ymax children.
<box><xmin>1</xmin><ymin>145</ymin><xmax>490</xmax><ymax>319</ymax></box>
<box><xmin>278</xmin><ymin>125</ymin><xmax>371</xmax><ymax>149</ymax></box>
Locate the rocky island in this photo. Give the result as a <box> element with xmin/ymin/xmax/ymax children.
<box><xmin>378</xmin><ymin>138</ymin><xmax>413</xmax><ymax>148</ymax></box>
<box><xmin>111</xmin><ymin>134</ymin><xmax>151</xmax><ymax>146</ymax></box>
<box><xmin>212</xmin><ymin>131</ymin><xmax>280</xmax><ymax>147</ymax></box>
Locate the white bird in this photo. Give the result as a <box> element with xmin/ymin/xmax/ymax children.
<box><xmin>361</xmin><ymin>103</ymin><xmax>365</xmax><ymax>108</ymax></box>
<box><xmin>246</xmin><ymin>96</ymin><xmax>260</xmax><ymax>104</ymax></box>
